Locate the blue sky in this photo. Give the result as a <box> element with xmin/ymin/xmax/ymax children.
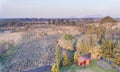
<box><xmin>0</xmin><ymin>0</ymin><xmax>120</xmax><ymax>18</ymax></box>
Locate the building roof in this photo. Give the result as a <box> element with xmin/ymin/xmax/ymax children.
<box><xmin>78</xmin><ymin>56</ymin><xmax>86</xmax><ymax>62</ymax></box>
<box><xmin>83</xmin><ymin>53</ymin><xmax>91</xmax><ymax>59</ymax></box>
<box><xmin>78</xmin><ymin>53</ymin><xmax>91</xmax><ymax>62</ymax></box>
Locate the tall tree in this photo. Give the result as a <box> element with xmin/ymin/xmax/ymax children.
<box><xmin>55</xmin><ymin>45</ymin><xmax>60</xmax><ymax>72</ymax></box>
<box><xmin>62</xmin><ymin>53</ymin><xmax>69</xmax><ymax>66</ymax></box>
<box><xmin>74</xmin><ymin>51</ymin><xmax>78</xmax><ymax>63</ymax></box>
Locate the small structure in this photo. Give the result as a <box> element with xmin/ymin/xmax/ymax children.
<box><xmin>77</xmin><ymin>53</ymin><xmax>91</xmax><ymax>66</ymax></box>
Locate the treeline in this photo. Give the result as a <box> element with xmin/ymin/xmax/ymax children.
<box><xmin>0</xmin><ymin>18</ymin><xmax>101</xmax><ymax>28</ymax></box>
<box><xmin>0</xmin><ymin>16</ymin><xmax>120</xmax><ymax>28</ymax></box>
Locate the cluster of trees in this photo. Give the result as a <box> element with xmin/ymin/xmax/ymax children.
<box><xmin>0</xmin><ymin>19</ymin><xmax>24</xmax><ymax>27</ymax></box>
<box><xmin>51</xmin><ymin>16</ymin><xmax>120</xmax><ymax>72</ymax></box>
<box><xmin>51</xmin><ymin>33</ymin><xmax>95</xmax><ymax>72</ymax></box>
<box><xmin>76</xmin><ymin>38</ymin><xmax>90</xmax><ymax>56</ymax></box>
<box><xmin>100</xmin><ymin>16</ymin><xmax>117</xmax><ymax>24</ymax></box>
<box><xmin>99</xmin><ymin>35</ymin><xmax>120</xmax><ymax>66</ymax></box>
<box><xmin>51</xmin><ymin>34</ymin><xmax>75</xmax><ymax>72</ymax></box>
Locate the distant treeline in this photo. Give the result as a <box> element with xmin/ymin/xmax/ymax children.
<box><xmin>0</xmin><ymin>18</ymin><xmax>102</xmax><ymax>27</ymax></box>
<box><xmin>0</xmin><ymin>17</ymin><xmax>120</xmax><ymax>28</ymax></box>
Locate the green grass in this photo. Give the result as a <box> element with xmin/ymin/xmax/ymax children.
<box><xmin>60</xmin><ymin>60</ymin><xmax>116</xmax><ymax>72</ymax></box>
<box><xmin>0</xmin><ymin>45</ymin><xmax>18</xmax><ymax>64</ymax></box>
<box><xmin>0</xmin><ymin>45</ymin><xmax>19</xmax><ymax>72</ymax></box>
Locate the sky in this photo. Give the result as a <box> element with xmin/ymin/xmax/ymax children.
<box><xmin>0</xmin><ymin>0</ymin><xmax>120</xmax><ymax>18</ymax></box>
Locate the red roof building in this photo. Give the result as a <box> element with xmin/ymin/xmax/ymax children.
<box><xmin>77</xmin><ymin>53</ymin><xmax>91</xmax><ymax>66</ymax></box>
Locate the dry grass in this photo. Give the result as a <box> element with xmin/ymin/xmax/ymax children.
<box><xmin>0</xmin><ymin>32</ymin><xmax>25</xmax><ymax>44</ymax></box>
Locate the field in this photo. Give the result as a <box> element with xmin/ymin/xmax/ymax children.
<box><xmin>0</xmin><ymin>25</ymin><xmax>81</xmax><ymax>72</ymax></box>
<box><xmin>0</xmin><ymin>32</ymin><xmax>25</xmax><ymax>43</ymax></box>
<box><xmin>0</xmin><ymin>21</ymin><xmax>119</xmax><ymax>72</ymax></box>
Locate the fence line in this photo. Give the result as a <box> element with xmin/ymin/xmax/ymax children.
<box><xmin>100</xmin><ymin>56</ymin><xmax>120</xmax><ymax>72</ymax></box>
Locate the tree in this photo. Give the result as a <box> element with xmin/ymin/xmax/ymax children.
<box><xmin>112</xmin><ymin>42</ymin><xmax>120</xmax><ymax>66</ymax></box>
<box><xmin>76</xmin><ymin>37</ymin><xmax>90</xmax><ymax>56</ymax></box>
<box><xmin>89</xmin><ymin>25</ymin><xmax>96</xmax><ymax>47</ymax></box>
<box><xmin>67</xmin><ymin>50</ymin><xmax>75</xmax><ymax>64</ymax></box>
<box><xmin>100</xmin><ymin>38</ymin><xmax>112</xmax><ymax>58</ymax></box>
<box><xmin>89</xmin><ymin>25</ymin><xmax>95</xmax><ymax>34</ymax></box>
<box><xmin>8</xmin><ymin>20</ymin><xmax>15</xmax><ymax>27</ymax></box>
<box><xmin>59</xmin><ymin>58</ymin><xmax>63</xmax><ymax>68</ymax></box>
<box><xmin>96</xmin><ymin>26</ymin><xmax>101</xmax><ymax>39</ymax></box>
<box><xmin>99</xmin><ymin>36</ymin><xmax>120</xmax><ymax>65</ymax></box>
<box><xmin>76</xmin><ymin>39</ymin><xmax>83</xmax><ymax>56</ymax></box>
<box><xmin>100</xmin><ymin>16</ymin><xmax>117</xmax><ymax>24</ymax></box>
<box><xmin>83</xmin><ymin>43</ymin><xmax>90</xmax><ymax>54</ymax></box>
<box><xmin>51</xmin><ymin>63</ymin><xmax>57</xmax><ymax>72</ymax></box>
<box><xmin>62</xmin><ymin>53</ymin><xmax>69</xmax><ymax>66</ymax></box>
<box><xmin>55</xmin><ymin>45</ymin><xmax>60</xmax><ymax>72</ymax></box>
<box><xmin>74</xmin><ymin>51</ymin><xmax>78</xmax><ymax>63</ymax></box>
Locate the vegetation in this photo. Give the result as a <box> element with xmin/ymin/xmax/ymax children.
<box><xmin>100</xmin><ymin>35</ymin><xmax>120</xmax><ymax>66</ymax></box>
<box><xmin>76</xmin><ymin>36</ymin><xmax>90</xmax><ymax>56</ymax></box>
<box><xmin>55</xmin><ymin>45</ymin><xmax>60</xmax><ymax>72</ymax></box>
<box><xmin>74</xmin><ymin>51</ymin><xmax>78</xmax><ymax>63</ymax></box>
<box><xmin>51</xmin><ymin>63</ymin><xmax>57</xmax><ymax>72</ymax></box>
<box><xmin>1</xmin><ymin>17</ymin><xmax>119</xmax><ymax>72</ymax></box>
<box><xmin>0</xmin><ymin>44</ymin><xmax>18</xmax><ymax>64</ymax></box>
<box><xmin>60</xmin><ymin>60</ymin><xmax>116</xmax><ymax>72</ymax></box>
<box><xmin>96</xmin><ymin>25</ymin><xmax>106</xmax><ymax>39</ymax></box>
<box><xmin>62</xmin><ymin>53</ymin><xmax>69</xmax><ymax>66</ymax></box>
<box><xmin>100</xmin><ymin>16</ymin><xmax>117</xmax><ymax>24</ymax></box>
<box><xmin>64</xmin><ymin>34</ymin><xmax>73</xmax><ymax>41</ymax></box>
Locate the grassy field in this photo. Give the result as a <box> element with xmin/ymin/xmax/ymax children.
<box><xmin>60</xmin><ymin>60</ymin><xmax>116</xmax><ymax>72</ymax></box>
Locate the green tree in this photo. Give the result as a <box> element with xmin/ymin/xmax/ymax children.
<box><xmin>112</xmin><ymin>42</ymin><xmax>120</xmax><ymax>66</ymax></box>
<box><xmin>99</xmin><ymin>37</ymin><xmax>120</xmax><ymax>65</ymax></box>
<box><xmin>62</xmin><ymin>53</ymin><xmax>69</xmax><ymax>66</ymax></box>
<box><xmin>76</xmin><ymin>37</ymin><xmax>90</xmax><ymax>56</ymax></box>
